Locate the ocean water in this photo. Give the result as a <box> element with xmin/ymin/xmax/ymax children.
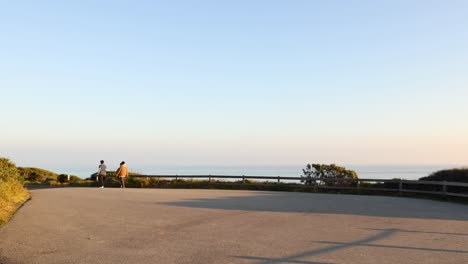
<box><xmin>47</xmin><ymin>164</ymin><xmax>463</xmax><ymax>181</ymax></box>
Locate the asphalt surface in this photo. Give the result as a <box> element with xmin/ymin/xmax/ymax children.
<box><xmin>1</xmin><ymin>188</ymin><xmax>468</xmax><ymax>264</ymax></box>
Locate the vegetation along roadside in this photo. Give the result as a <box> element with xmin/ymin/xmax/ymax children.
<box><xmin>0</xmin><ymin>158</ymin><xmax>30</xmax><ymax>227</ymax></box>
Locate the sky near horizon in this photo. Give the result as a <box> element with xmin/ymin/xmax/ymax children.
<box><xmin>1</xmin><ymin>0</ymin><xmax>468</xmax><ymax>168</ymax></box>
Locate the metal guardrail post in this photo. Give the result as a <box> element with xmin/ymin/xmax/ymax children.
<box><xmin>398</xmin><ymin>180</ymin><xmax>403</xmax><ymax>194</ymax></box>
<box><xmin>277</xmin><ymin>176</ymin><xmax>280</xmax><ymax>184</ymax></box>
<box><xmin>242</xmin><ymin>175</ymin><xmax>245</xmax><ymax>184</ymax></box>
<box><xmin>442</xmin><ymin>181</ymin><xmax>447</xmax><ymax>195</ymax></box>
<box><xmin>209</xmin><ymin>175</ymin><xmax>211</xmax><ymax>183</ymax></box>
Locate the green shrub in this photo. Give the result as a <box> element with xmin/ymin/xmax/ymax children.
<box><xmin>18</xmin><ymin>167</ymin><xmax>58</xmax><ymax>183</ymax></box>
<box><xmin>69</xmin><ymin>176</ymin><xmax>83</xmax><ymax>183</ymax></box>
<box><xmin>45</xmin><ymin>177</ymin><xmax>57</xmax><ymax>183</ymax></box>
<box><xmin>149</xmin><ymin>177</ymin><xmax>162</xmax><ymax>186</ymax></box>
<box><xmin>124</xmin><ymin>177</ymin><xmax>137</xmax><ymax>187</ymax></box>
<box><xmin>0</xmin><ymin>158</ymin><xmax>19</xmax><ymax>181</ymax></box>
<box><xmin>88</xmin><ymin>171</ymin><xmax>141</xmax><ymax>181</ymax></box>
<box><xmin>245</xmin><ymin>179</ymin><xmax>257</xmax><ymax>184</ymax></box>
<box><xmin>57</xmin><ymin>174</ymin><xmax>68</xmax><ymax>183</ymax></box>
<box><xmin>136</xmin><ymin>177</ymin><xmax>151</xmax><ymax>187</ymax></box>
<box><xmin>48</xmin><ymin>180</ymin><xmax>59</xmax><ymax>186</ymax></box>
<box><xmin>418</xmin><ymin>168</ymin><xmax>468</xmax><ymax>194</ymax></box>
<box><xmin>68</xmin><ymin>180</ymin><xmax>98</xmax><ymax>187</ymax></box>
<box><xmin>383</xmin><ymin>178</ymin><xmax>402</xmax><ymax>189</ymax></box>
<box><xmin>420</xmin><ymin>168</ymin><xmax>468</xmax><ymax>183</ymax></box>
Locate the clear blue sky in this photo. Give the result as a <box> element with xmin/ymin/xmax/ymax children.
<box><xmin>1</xmin><ymin>0</ymin><xmax>467</xmax><ymax>168</ymax></box>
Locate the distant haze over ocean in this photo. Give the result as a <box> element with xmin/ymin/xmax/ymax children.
<box><xmin>43</xmin><ymin>164</ymin><xmax>463</xmax><ymax>181</ymax></box>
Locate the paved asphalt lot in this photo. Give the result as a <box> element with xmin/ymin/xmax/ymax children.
<box><xmin>1</xmin><ymin>188</ymin><xmax>468</xmax><ymax>264</ymax></box>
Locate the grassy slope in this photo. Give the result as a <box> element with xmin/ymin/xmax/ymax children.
<box><xmin>0</xmin><ymin>158</ymin><xmax>30</xmax><ymax>227</ymax></box>
<box><xmin>18</xmin><ymin>167</ymin><xmax>59</xmax><ymax>182</ymax></box>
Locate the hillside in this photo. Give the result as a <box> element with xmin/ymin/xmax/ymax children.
<box><xmin>0</xmin><ymin>158</ymin><xmax>30</xmax><ymax>227</ymax></box>
<box><xmin>419</xmin><ymin>168</ymin><xmax>468</xmax><ymax>183</ymax></box>
<box><xmin>18</xmin><ymin>167</ymin><xmax>59</xmax><ymax>183</ymax></box>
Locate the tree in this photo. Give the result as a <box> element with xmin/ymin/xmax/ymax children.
<box><xmin>57</xmin><ymin>174</ymin><xmax>69</xmax><ymax>184</ymax></box>
<box><xmin>301</xmin><ymin>163</ymin><xmax>358</xmax><ymax>186</ymax></box>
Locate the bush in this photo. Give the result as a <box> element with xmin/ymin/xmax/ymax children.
<box><xmin>0</xmin><ymin>158</ymin><xmax>19</xmax><ymax>181</ymax></box>
<box><xmin>45</xmin><ymin>177</ymin><xmax>57</xmax><ymax>183</ymax></box>
<box><xmin>383</xmin><ymin>178</ymin><xmax>402</xmax><ymax>189</ymax></box>
<box><xmin>123</xmin><ymin>177</ymin><xmax>158</xmax><ymax>188</ymax></box>
<box><xmin>68</xmin><ymin>180</ymin><xmax>98</xmax><ymax>187</ymax></box>
<box><xmin>69</xmin><ymin>176</ymin><xmax>83</xmax><ymax>183</ymax></box>
<box><xmin>48</xmin><ymin>180</ymin><xmax>60</xmax><ymax>186</ymax></box>
<box><xmin>57</xmin><ymin>174</ymin><xmax>68</xmax><ymax>183</ymax></box>
<box><xmin>89</xmin><ymin>171</ymin><xmax>140</xmax><ymax>178</ymax></box>
<box><xmin>419</xmin><ymin>168</ymin><xmax>468</xmax><ymax>194</ymax></box>
<box><xmin>419</xmin><ymin>168</ymin><xmax>468</xmax><ymax>183</ymax></box>
<box><xmin>18</xmin><ymin>167</ymin><xmax>58</xmax><ymax>183</ymax></box>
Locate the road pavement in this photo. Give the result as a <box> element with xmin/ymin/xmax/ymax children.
<box><xmin>1</xmin><ymin>188</ymin><xmax>468</xmax><ymax>264</ymax></box>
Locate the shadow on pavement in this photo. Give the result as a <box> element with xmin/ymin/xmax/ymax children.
<box><xmin>362</xmin><ymin>227</ymin><xmax>468</xmax><ymax>237</ymax></box>
<box><xmin>235</xmin><ymin>256</ymin><xmax>333</xmax><ymax>264</ymax></box>
<box><xmin>0</xmin><ymin>255</ymin><xmax>17</xmax><ymax>264</ymax></box>
<box><xmin>234</xmin><ymin>228</ymin><xmax>468</xmax><ymax>263</ymax></box>
<box><xmin>234</xmin><ymin>228</ymin><xmax>396</xmax><ymax>264</ymax></box>
<box><xmin>161</xmin><ymin>192</ymin><xmax>468</xmax><ymax>221</ymax></box>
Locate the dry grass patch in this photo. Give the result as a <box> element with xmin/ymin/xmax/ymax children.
<box><xmin>0</xmin><ymin>158</ymin><xmax>30</xmax><ymax>227</ymax></box>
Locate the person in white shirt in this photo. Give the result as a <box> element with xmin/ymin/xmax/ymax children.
<box><xmin>97</xmin><ymin>160</ymin><xmax>107</xmax><ymax>188</ymax></box>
